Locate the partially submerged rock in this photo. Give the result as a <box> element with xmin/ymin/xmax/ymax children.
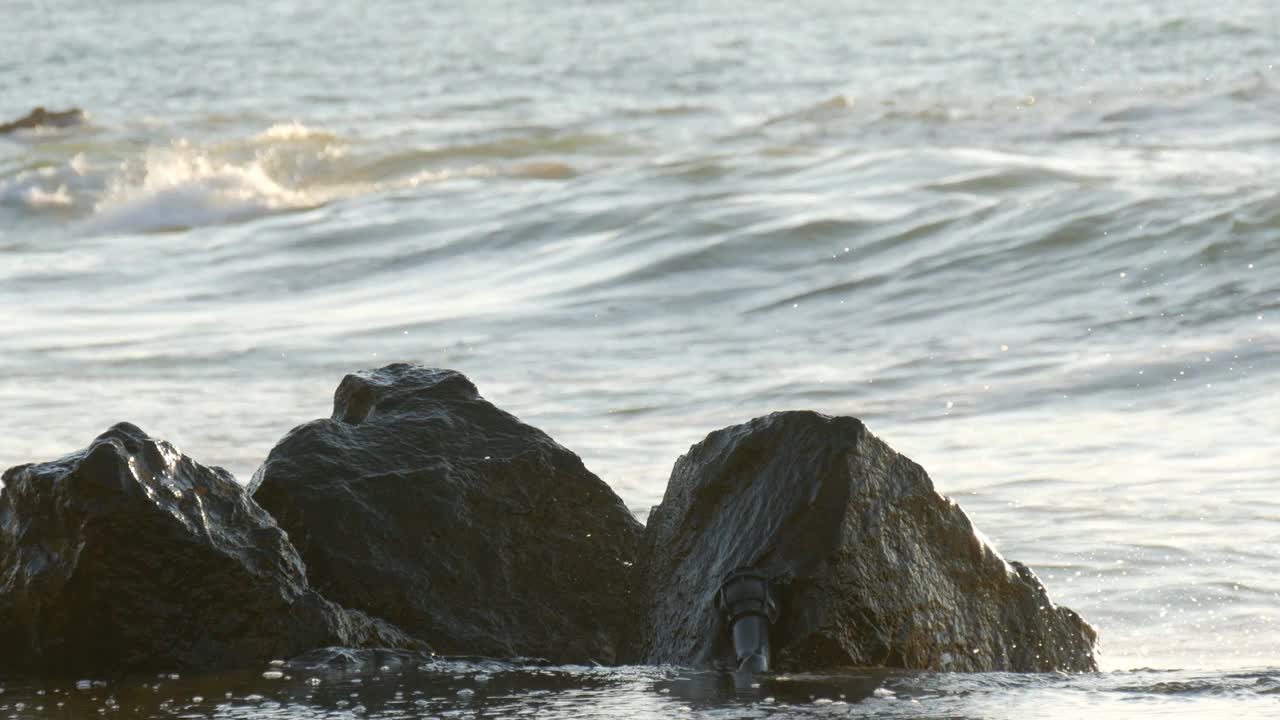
<box><xmin>250</xmin><ymin>364</ymin><xmax>643</xmax><ymax>664</ymax></box>
<box><xmin>0</xmin><ymin>106</ymin><xmax>85</xmax><ymax>134</ymax></box>
<box><xmin>624</xmin><ymin>411</ymin><xmax>1098</xmax><ymax>672</ymax></box>
<box><xmin>0</xmin><ymin>423</ymin><xmax>417</xmax><ymax>675</ymax></box>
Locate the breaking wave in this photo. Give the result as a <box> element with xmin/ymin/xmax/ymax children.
<box><xmin>88</xmin><ymin>143</ymin><xmax>326</xmax><ymax>233</ymax></box>
<box><xmin>1</xmin><ymin>121</ymin><xmax>596</xmax><ymax>234</ymax></box>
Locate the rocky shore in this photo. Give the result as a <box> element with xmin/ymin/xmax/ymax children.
<box><xmin>0</xmin><ymin>364</ymin><xmax>1097</xmax><ymax>676</ymax></box>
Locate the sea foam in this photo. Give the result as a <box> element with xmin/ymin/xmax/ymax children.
<box><xmin>89</xmin><ymin>141</ymin><xmax>325</xmax><ymax>233</ymax></box>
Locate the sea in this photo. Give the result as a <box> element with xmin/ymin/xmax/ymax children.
<box><xmin>1</xmin><ymin>0</ymin><xmax>1278</xmax><ymax>716</ymax></box>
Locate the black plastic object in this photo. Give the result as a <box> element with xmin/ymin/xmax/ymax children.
<box><xmin>715</xmin><ymin>567</ymin><xmax>779</xmax><ymax>673</ymax></box>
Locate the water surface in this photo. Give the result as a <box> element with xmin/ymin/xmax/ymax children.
<box><xmin>2</xmin><ymin>0</ymin><xmax>1278</xmax><ymax>715</ymax></box>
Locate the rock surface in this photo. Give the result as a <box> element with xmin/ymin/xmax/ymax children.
<box><xmin>0</xmin><ymin>106</ymin><xmax>84</xmax><ymax>134</ymax></box>
<box><xmin>623</xmin><ymin>411</ymin><xmax>1098</xmax><ymax>672</ymax></box>
<box><xmin>0</xmin><ymin>423</ymin><xmax>418</xmax><ymax>675</ymax></box>
<box><xmin>249</xmin><ymin>364</ymin><xmax>643</xmax><ymax>664</ymax></box>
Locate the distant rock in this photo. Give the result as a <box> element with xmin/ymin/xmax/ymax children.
<box><xmin>0</xmin><ymin>106</ymin><xmax>85</xmax><ymax>134</ymax></box>
<box><xmin>250</xmin><ymin>364</ymin><xmax>643</xmax><ymax>664</ymax></box>
<box><xmin>0</xmin><ymin>423</ymin><xmax>419</xmax><ymax>675</ymax></box>
<box><xmin>623</xmin><ymin>411</ymin><xmax>1098</xmax><ymax>672</ymax></box>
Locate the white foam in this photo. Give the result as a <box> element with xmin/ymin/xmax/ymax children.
<box><xmin>89</xmin><ymin>142</ymin><xmax>323</xmax><ymax>233</ymax></box>
<box><xmin>403</xmin><ymin>165</ymin><xmax>498</xmax><ymax>187</ymax></box>
<box><xmin>69</xmin><ymin>152</ymin><xmax>91</xmax><ymax>175</ymax></box>
<box><xmin>253</xmin><ymin>121</ymin><xmax>336</xmax><ymax>143</ymax></box>
<box><xmin>0</xmin><ymin>162</ymin><xmax>91</xmax><ymax>212</ymax></box>
<box><xmin>23</xmin><ymin>184</ymin><xmax>73</xmax><ymax>208</ymax></box>
<box><xmin>9</xmin><ymin>121</ymin><xmax>512</xmax><ymax>233</ymax></box>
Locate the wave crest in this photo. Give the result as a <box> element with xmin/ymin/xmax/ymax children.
<box><xmin>89</xmin><ymin>141</ymin><xmax>324</xmax><ymax>233</ymax></box>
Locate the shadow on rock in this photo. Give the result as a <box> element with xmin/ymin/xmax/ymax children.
<box><xmin>0</xmin><ymin>423</ymin><xmax>420</xmax><ymax>676</ymax></box>
<box><xmin>250</xmin><ymin>364</ymin><xmax>643</xmax><ymax>664</ymax></box>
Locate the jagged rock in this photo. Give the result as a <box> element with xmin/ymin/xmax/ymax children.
<box><xmin>623</xmin><ymin>411</ymin><xmax>1098</xmax><ymax>672</ymax></box>
<box><xmin>249</xmin><ymin>364</ymin><xmax>643</xmax><ymax>664</ymax></box>
<box><xmin>0</xmin><ymin>423</ymin><xmax>419</xmax><ymax>675</ymax></box>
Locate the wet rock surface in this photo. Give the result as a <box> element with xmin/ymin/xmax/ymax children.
<box><xmin>624</xmin><ymin>411</ymin><xmax>1098</xmax><ymax>672</ymax></box>
<box><xmin>249</xmin><ymin>364</ymin><xmax>643</xmax><ymax>664</ymax></box>
<box><xmin>0</xmin><ymin>423</ymin><xmax>416</xmax><ymax>675</ymax></box>
<box><xmin>0</xmin><ymin>106</ymin><xmax>84</xmax><ymax>134</ymax></box>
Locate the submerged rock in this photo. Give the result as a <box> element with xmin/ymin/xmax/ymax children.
<box><xmin>624</xmin><ymin>411</ymin><xmax>1098</xmax><ymax>672</ymax></box>
<box><xmin>0</xmin><ymin>423</ymin><xmax>417</xmax><ymax>675</ymax></box>
<box><xmin>0</xmin><ymin>106</ymin><xmax>84</xmax><ymax>134</ymax></box>
<box><xmin>249</xmin><ymin>364</ymin><xmax>643</xmax><ymax>664</ymax></box>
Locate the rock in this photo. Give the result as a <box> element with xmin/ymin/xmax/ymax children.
<box><xmin>0</xmin><ymin>422</ymin><xmax>419</xmax><ymax>675</ymax></box>
<box><xmin>249</xmin><ymin>364</ymin><xmax>643</xmax><ymax>664</ymax></box>
<box><xmin>623</xmin><ymin>411</ymin><xmax>1098</xmax><ymax>672</ymax></box>
<box><xmin>0</xmin><ymin>106</ymin><xmax>85</xmax><ymax>134</ymax></box>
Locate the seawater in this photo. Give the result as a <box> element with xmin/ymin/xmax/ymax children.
<box><xmin>1</xmin><ymin>0</ymin><xmax>1278</xmax><ymax>716</ymax></box>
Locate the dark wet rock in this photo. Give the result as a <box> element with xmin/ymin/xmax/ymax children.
<box><xmin>0</xmin><ymin>423</ymin><xmax>419</xmax><ymax>675</ymax></box>
<box><xmin>249</xmin><ymin>364</ymin><xmax>643</xmax><ymax>664</ymax></box>
<box><xmin>623</xmin><ymin>411</ymin><xmax>1098</xmax><ymax>672</ymax></box>
<box><xmin>0</xmin><ymin>106</ymin><xmax>85</xmax><ymax>134</ymax></box>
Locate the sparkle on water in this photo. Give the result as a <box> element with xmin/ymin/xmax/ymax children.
<box><xmin>2</xmin><ymin>0</ymin><xmax>1278</xmax><ymax>716</ymax></box>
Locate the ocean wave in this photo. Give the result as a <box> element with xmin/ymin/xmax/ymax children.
<box><xmin>252</xmin><ymin>120</ymin><xmax>341</xmax><ymax>144</ymax></box>
<box><xmin>761</xmin><ymin>94</ymin><xmax>857</xmax><ymax>126</ymax></box>
<box><xmin>0</xmin><ymin>168</ymin><xmax>73</xmax><ymax>210</ymax></box>
<box><xmin>0</xmin><ymin>156</ymin><xmax>100</xmax><ymax>213</ymax></box>
<box><xmin>88</xmin><ymin>142</ymin><xmax>327</xmax><ymax>233</ymax></box>
<box><xmin>74</xmin><ymin>123</ymin><xmax>609</xmax><ymax>232</ymax></box>
<box><xmin>3</xmin><ymin>122</ymin><xmax>602</xmax><ymax>234</ymax></box>
<box><xmin>21</xmin><ymin>183</ymin><xmax>74</xmax><ymax>208</ymax></box>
